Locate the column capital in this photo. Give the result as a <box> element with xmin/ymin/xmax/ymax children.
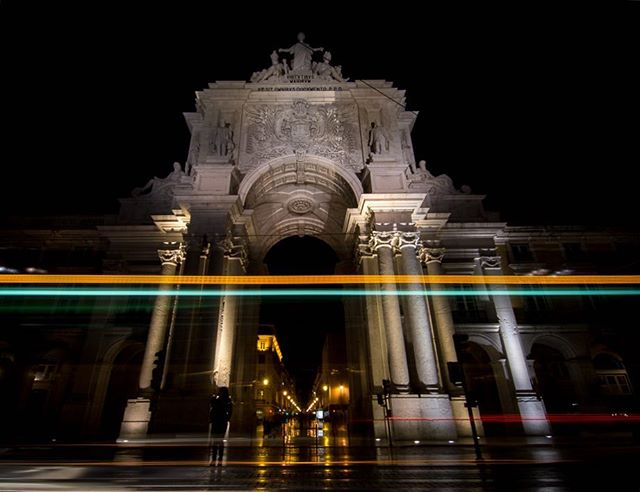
<box><xmin>369</xmin><ymin>230</ymin><xmax>421</xmax><ymax>253</ymax></box>
<box><xmin>368</xmin><ymin>230</ymin><xmax>395</xmax><ymax>251</ymax></box>
<box><xmin>157</xmin><ymin>243</ymin><xmax>186</xmax><ymax>266</ymax></box>
<box><xmin>419</xmin><ymin>247</ymin><xmax>445</xmax><ymax>265</ymax></box>
<box><xmin>477</xmin><ymin>255</ymin><xmax>502</xmax><ymax>271</ymax></box>
<box><xmin>393</xmin><ymin>231</ymin><xmax>421</xmax><ymax>251</ymax></box>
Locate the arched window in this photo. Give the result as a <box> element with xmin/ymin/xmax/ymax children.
<box><xmin>593</xmin><ymin>353</ymin><xmax>632</xmax><ymax>396</ymax></box>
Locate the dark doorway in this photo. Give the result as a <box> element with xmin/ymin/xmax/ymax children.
<box><xmin>460</xmin><ymin>342</ymin><xmax>505</xmax><ymax>436</ymax></box>
<box><xmin>100</xmin><ymin>344</ymin><xmax>143</xmax><ymax>439</ymax></box>
<box><xmin>531</xmin><ymin>343</ymin><xmax>575</xmax><ymax>414</ymax></box>
<box><xmin>261</xmin><ymin>236</ymin><xmax>344</xmax><ymax>403</ymax></box>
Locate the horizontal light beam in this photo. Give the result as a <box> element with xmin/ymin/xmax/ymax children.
<box><xmin>0</xmin><ymin>288</ymin><xmax>639</xmax><ymax>297</ymax></box>
<box><xmin>0</xmin><ymin>274</ymin><xmax>639</xmax><ymax>286</ymax></box>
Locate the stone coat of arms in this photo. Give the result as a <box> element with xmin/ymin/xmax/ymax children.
<box><xmin>242</xmin><ymin>99</ymin><xmax>362</xmax><ymax>171</ymax></box>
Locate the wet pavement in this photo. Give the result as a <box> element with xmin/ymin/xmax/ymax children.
<box><xmin>1</xmin><ymin>435</ymin><xmax>639</xmax><ymax>490</ymax></box>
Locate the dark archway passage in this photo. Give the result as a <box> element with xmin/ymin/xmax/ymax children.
<box><xmin>460</xmin><ymin>342</ymin><xmax>505</xmax><ymax>436</ymax></box>
<box><xmin>531</xmin><ymin>343</ymin><xmax>575</xmax><ymax>413</ymax></box>
<box><xmin>100</xmin><ymin>345</ymin><xmax>143</xmax><ymax>439</ymax></box>
<box><xmin>261</xmin><ymin>236</ymin><xmax>345</xmax><ymax>403</ymax></box>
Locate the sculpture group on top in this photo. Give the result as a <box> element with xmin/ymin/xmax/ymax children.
<box><xmin>131</xmin><ymin>162</ymin><xmax>191</xmax><ymax>197</ymax></box>
<box><xmin>405</xmin><ymin>160</ymin><xmax>472</xmax><ymax>195</ymax></box>
<box><xmin>251</xmin><ymin>32</ymin><xmax>347</xmax><ymax>84</ymax></box>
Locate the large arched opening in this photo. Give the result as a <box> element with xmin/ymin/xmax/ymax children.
<box><xmin>259</xmin><ymin>236</ymin><xmax>347</xmax><ymax>440</ymax></box>
<box><xmin>100</xmin><ymin>344</ymin><xmax>144</xmax><ymax>439</ymax></box>
<box><xmin>231</xmin><ymin>155</ymin><xmax>360</xmax><ymax>441</ymax></box>
<box><xmin>459</xmin><ymin>341</ymin><xmax>505</xmax><ymax>436</ymax></box>
<box><xmin>530</xmin><ymin>343</ymin><xmax>575</xmax><ymax>414</ymax></box>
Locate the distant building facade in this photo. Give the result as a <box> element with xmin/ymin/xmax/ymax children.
<box><xmin>0</xmin><ymin>34</ymin><xmax>638</xmax><ymax>443</ymax></box>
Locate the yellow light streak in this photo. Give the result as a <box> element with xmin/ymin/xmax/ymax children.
<box><xmin>0</xmin><ymin>274</ymin><xmax>638</xmax><ymax>286</ymax></box>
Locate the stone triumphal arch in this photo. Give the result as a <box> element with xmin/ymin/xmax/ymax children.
<box><xmin>113</xmin><ymin>34</ymin><xmax>550</xmax><ymax>442</ymax></box>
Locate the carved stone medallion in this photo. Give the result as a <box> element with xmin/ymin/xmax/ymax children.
<box><xmin>287</xmin><ymin>197</ymin><xmax>314</xmax><ymax>215</ymax></box>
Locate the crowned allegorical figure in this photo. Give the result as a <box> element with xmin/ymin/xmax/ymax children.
<box><xmin>278</xmin><ymin>32</ymin><xmax>324</xmax><ymax>72</ymax></box>
<box><xmin>250</xmin><ymin>33</ymin><xmax>348</xmax><ymax>84</ymax></box>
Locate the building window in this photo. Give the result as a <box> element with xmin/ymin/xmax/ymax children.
<box><xmin>598</xmin><ymin>374</ymin><xmax>632</xmax><ymax>396</ymax></box>
<box><xmin>523</xmin><ymin>285</ymin><xmax>550</xmax><ymax>312</ymax></box>
<box><xmin>449</xmin><ymin>285</ymin><xmax>487</xmax><ymax>322</ymax></box>
<box><xmin>452</xmin><ymin>286</ymin><xmax>481</xmax><ymax>313</ymax></box>
<box><xmin>593</xmin><ymin>353</ymin><xmax>633</xmax><ymax>396</ymax></box>
<box><xmin>511</xmin><ymin>243</ymin><xmax>533</xmax><ymax>262</ymax></box>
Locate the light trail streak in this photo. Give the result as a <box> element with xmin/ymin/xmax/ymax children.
<box><xmin>0</xmin><ymin>458</ymin><xmax>577</xmax><ymax>466</ymax></box>
<box><xmin>0</xmin><ymin>274</ymin><xmax>639</xmax><ymax>286</ymax></box>
<box><xmin>1</xmin><ymin>288</ymin><xmax>640</xmax><ymax>297</ymax></box>
<box><xmin>381</xmin><ymin>413</ymin><xmax>640</xmax><ymax>423</ymax></box>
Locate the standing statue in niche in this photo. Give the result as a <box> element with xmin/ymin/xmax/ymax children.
<box><xmin>368</xmin><ymin>122</ymin><xmax>390</xmax><ymax>155</ymax></box>
<box><xmin>131</xmin><ymin>162</ymin><xmax>185</xmax><ymax>197</ymax></box>
<box><xmin>279</xmin><ymin>32</ymin><xmax>323</xmax><ymax>72</ymax></box>
<box><xmin>213</xmin><ymin>123</ymin><xmax>235</xmax><ymax>158</ymax></box>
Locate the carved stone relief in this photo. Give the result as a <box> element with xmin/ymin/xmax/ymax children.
<box><xmin>243</xmin><ymin>99</ymin><xmax>362</xmax><ymax>170</ymax></box>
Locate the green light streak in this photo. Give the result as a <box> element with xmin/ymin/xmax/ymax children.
<box><xmin>0</xmin><ymin>288</ymin><xmax>639</xmax><ymax>297</ymax></box>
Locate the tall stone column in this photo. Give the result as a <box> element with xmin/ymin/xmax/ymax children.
<box><xmin>119</xmin><ymin>244</ymin><xmax>185</xmax><ymax>440</ymax></box>
<box><xmin>138</xmin><ymin>247</ymin><xmax>186</xmax><ymax>392</ymax></box>
<box><xmin>419</xmin><ymin>246</ymin><xmax>482</xmax><ymax>437</ymax></box>
<box><xmin>212</xmin><ymin>234</ymin><xmax>247</xmax><ymax>388</ymax></box>
<box><xmin>369</xmin><ymin>231</ymin><xmax>410</xmax><ymax>393</ymax></box>
<box><xmin>419</xmin><ymin>247</ymin><xmax>459</xmax><ymax>393</ymax></box>
<box><xmin>395</xmin><ymin>232</ymin><xmax>439</xmax><ymax>391</ymax></box>
<box><xmin>182</xmin><ymin>238</ymin><xmax>211</xmax><ymax>381</ymax></box>
<box><xmin>478</xmin><ymin>255</ymin><xmax>550</xmax><ymax>435</ymax></box>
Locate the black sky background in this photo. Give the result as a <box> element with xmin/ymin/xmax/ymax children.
<box><xmin>1</xmin><ymin>3</ymin><xmax>638</xmax><ymax>226</ymax></box>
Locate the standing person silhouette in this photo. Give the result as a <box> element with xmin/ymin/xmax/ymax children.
<box><xmin>208</xmin><ymin>387</ymin><xmax>233</xmax><ymax>465</ymax></box>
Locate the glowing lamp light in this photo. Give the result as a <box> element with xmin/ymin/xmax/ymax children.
<box><xmin>262</xmin><ymin>378</ymin><xmax>269</xmax><ymax>386</ymax></box>
<box><xmin>339</xmin><ymin>385</ymin><xmax>344</xmax><ymax>391</ymax></box>
<box><xmin>322</xmin><ymin>385</ymin><xmax>328</xmax><ymax>392</ymax></box>
<box><xmin>283</xmin><ymin>390</ymin><xmax>288</xmax><ymax>396</ymax></box>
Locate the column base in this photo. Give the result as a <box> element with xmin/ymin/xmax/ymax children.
<box><xmin>118</xmin><ymin>398</ymin><xmax>151</xmax><ymax>441</ymax></box>
<box><xmin>517</xmin><ymin>393</ymin><xmax>551</xmax><ymax>435</ymax></box>
<box><xmin>387</xmin><ymin>394</ymin><xmax>457</xmax><ymax>441</ymax></box>
<box><xmin>450</xmin><ymin>396</ymin><xmax>484</xmax><ymax>437</ymax></box>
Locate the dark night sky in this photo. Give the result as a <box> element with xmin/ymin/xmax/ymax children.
<box><xmin>1</xmin><ymin>4</ymin><xmax>639</xmax><ymax>225</ymax></box>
